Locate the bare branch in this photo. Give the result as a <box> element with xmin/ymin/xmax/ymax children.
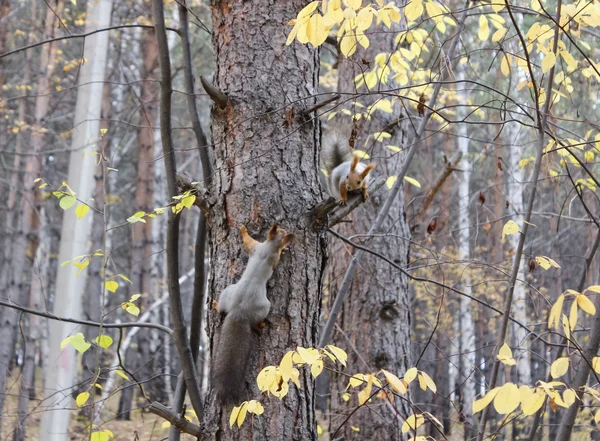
<box><xmin>298</xmin><ymin>93</ymin><xmax>340</xmax><ymax>119</ymax></box>
<box><xmin>0</xmin><ymin>299</ymin><xmax>172</xmax><ymax>334</ymax></box>
<box><xmin>200</xmin><ymin>75</ymin><xmax>229</xmax><ymax>109</ymax></box>
<box><xmin>148</xmin><ymin>402</ymin><xmax>203</xmax><ymax>437</ymax></box>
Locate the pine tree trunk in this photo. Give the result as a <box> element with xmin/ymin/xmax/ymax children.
<box><xmin>205</xmin><ymin>2</ymin><xmax>324</xmax><ymax>439</ymax></box>
<box><xmin>326</xmin><ymin>36</ymin><xmax>411</xmax><ymax>440</ymax></box>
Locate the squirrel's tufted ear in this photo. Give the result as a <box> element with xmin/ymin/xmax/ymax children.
<box><xmin>240</xmin><ymin>225</ymin><xmax>259</xmax><ymax>254</ymax></box>
<box><xmin>267</xmin><ymin>223</ymin><xmax>280</xmax><ymax>241</ymax></box>
<box><xmin>361</xmin><ymin>163</ymin><xmax>375</xmax><ymax>179</ymax></box>
<box><xmin>350</xmin><ymin>153</ymin><xmax>360</xmax><ymax>171</ymax></box>
<box><xmin>282</xmin><ymin>233</ymin><xmax>295</xmax><ymax>248</ymax></box>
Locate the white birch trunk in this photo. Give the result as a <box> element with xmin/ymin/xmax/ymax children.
<box><xmin>39</xmin><ymin>1</ymin><xmax>113</xmax><ymax>439</ymax></box>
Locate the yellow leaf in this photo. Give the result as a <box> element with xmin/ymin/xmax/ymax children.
<box><xmin>478</xmin><ymin>15</ymin><xmax>490</xmax><ymax>41</ymax></box>
<box><xmin>551</xmin><ymin>357</ymin><xmax>570</xmax><ymax>378</ymax></box>
<box><xmin>587</xmin><ymin>286</ymin><xmax>600</xmax><ymax>294</ymax></box>
<box><xmin>501</xmin><ymin>54</ymin><xmax>511</xmax><ymax>76</ymax></box>
<box><xmin>560</xmin><ymin>50</ymin><xmax>577</xmax><ymax>72</ymax></box>
<box><xmin>76</xmin><ymin>392</ymin><xmax>90</xmax><ymax>407</ymax></box>
<box><xmin>593</xmin><ymin>357</ymin><xmax>600</xmax><ymax>374</ymax></box>
<box><xmin>549</xmin><ymin>294</ymin><xmax>565</xmax><ymax>329</ymax></box>
<box><xmin>595</xmin><ymin>409</ymin><xmax>600</xmax><ymax>425</ymax></box>
<box><xmin>236</xmin><ymin>401</ymin><xmax>248</xmax><ymax>427</ymax></box>
<box><xmin>382</xmin><ymin>369</ymin><xmax>408</xmax><ymax>394</ymax></box>
<box><xmin>536</xmin><ymin>256</ymin><xmax>561</xmax><ymax>270</ymax></box>
<box><xmin>492</xmin><ymin>2</ymin><xmax>505</xmax><ymax>12</ymax></box>
<box><xmin>353</xmin><ymin>150</ymin><xmax>369</xmax><ymax>159</ymax></box>
<box><xmin>161</xmin><ymin>421</ymin><xmax>171</xmax><ymax>429</ymax></box>
<box><xmin>229</xmin><ymin>405</ymin><xmax>241</xmax><ymax>428</ymax></box>
<box><xmin>307</xmin><ymin>14</ymin><xmax>328</xmax><ymax>47</ymax></box>
<box><xmin>570</xmin><ymin>300</ymin><xmax>578</xmax><ymax>330</ymax></box>
<box><xmin>404</xmin><ymin>0</ymin><xmax>424</xmax><ymax>22</ymax></box>
<box><xmin>95</xmin><ymin>335</ymin><xmax>113</xmax><ymax>349</ymax></box>
<box><xmin>75</xmin><ymin>204</ymin><xmax>90</xmax><ymax>219</ymax></box>
<box><xmin>340</xmin><ymin>34</ymin><xmax>357</xmax><ymax>57</ymax></box>
<box><xmin>386</xmin><ymin>176</ymin><xmax>397</xmax><ymax>189</ymax></box>
<box><xmin>519</xmin><ymin>386</ymin><xmax>545</xmax><ymax>416</ymax></box>
<box><xmin>542</xmin><ymin>51</ymin><xmax>556</xmax><ymax>74</ymax></box>
<box><xmin>404</xmin><ymin>176</ymin><xmax>421</xmax><ymax>188</ymax></box>
<box><xmin>562</xmin><ymin>314</ymin><xmax>571</xmax><ymax>340</ymax></box>
<box><xmin>356</xmin><ymin>7</ymin><xmax>373</xmax><ymax>31</ymax></box>
<box><xmin>115</xmin><ymin>370</ymin><xmax>129</xmax><ymax>380</ymax></box>
<box><xmin>344</xmin><ymin>0</ymin><xmax>362</xmax><ymax>9</ymax></box>
<box><xmin>502</xmin><ymin>220</ymin><xmax>520</xmax><ymax>242</ymax></box>
<box><xmin>105</xmin><ymin>281</ymin><xmax>118</xmax><ymax>293</ymax></box>
<box><xmin>577</xmin><ymin>295</ymin><xmax>596</xmax><ymax>316</ymax></box>
<box><xmin>493</xmin><ymin>382</ymin><xmax>521</xmax><ymax>415</ymax></box>
<box><xmin>297</xmin><ymin>347</ymin><xmax>320</xmax><ymax>365</ymax></box>
<box><xmin>298</xmin><ymin>1</ymin><xmax>319</xmax><ymax>19</ymax></box>
<box><xmin>326</xmin><ymin>345</ymin><xmax>348</xmax><ymax>366</ymax></box>
<box><xmin>126</xmin><ymin>304</ymin><xmax>140</xmax><ymax>316</ymax></box>
<box><xmin>420</xmin><ymin>371</ymin><xmax>436</xmax><ymax>393</ymax></box>
<box><xmin>401</xmin><ymin>413</ymin><xmax>425</xmax><ymax>434</ymax></box>
<box><xmin>357</xmin><ymin>375</ymin><xmax>373</xmax><ymax>405</ymax></box>
<box><xmin>473</xmin><ymin>388</ymin><xmax>499</xmax><ymax>414</ymax></box>
<box><xmin>563</xmin><ymin>388</ymin><xmax>576</xmax><ymax>406</ymax></box>
<box><xmin>386</xmin><ymin>145</ymin><xmax>402</xmax><ymax>152</ymax></box>
<box><xmin>492</xmin><ymin>27</ymin><xmax>507</xmax><ymax>43</ymax></box>
<box><xmin>404</xmin><ymin>367</ymin><xmax>418</xmax><ymax>384</ymax></box>
<box><xmin>311</xmin><ymin>359</ymin><xmax>324</xmax><ymax>378</ymax></box>
<box><xmin>497</xmin><ymin>343</ymin><xmax>516</xmax><ymax>366</ymax></box>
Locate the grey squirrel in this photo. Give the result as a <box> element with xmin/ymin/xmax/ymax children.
<box><xmin>321</xmin><ymin>127</ymin><xmax>376</xmax><ymax>204</ymax></box>
<box><xmin>211</xmin><ymin>224</ymin><xmax>294</xmax><ymax>405</ymax></box>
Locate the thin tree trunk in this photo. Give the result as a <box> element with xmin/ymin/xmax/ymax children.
<box><xmin>326</xmin><ymin>24</ymin><xmax>411</xmax><ymax>441</ymax></box>
<box><xmin>40</xmin><ymin>1</ymin><xmax>112</xmax><ymax>438</ymax></box>
<box><xmin>0</xmin><ymin>1</ymin><xmax>63</xmax><ymax>430</ymax></box>
<box><xmin>13</xmin><ymin>207</ymin><xmax>49</xmax><ymax>441</ymax></box>
<box><xmin>205</xmin><ymin>1</ymin><xmax>324</xmax><ymax>439</ymax></box>
<box><xmin>454</xmin><ymin>82</ymin><xmax>476</xmax><ymax>440</ymax></box>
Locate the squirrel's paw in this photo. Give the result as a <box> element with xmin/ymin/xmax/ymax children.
<box><xmin>252</xmin><ymin>321</ymin><xmax>268</xmax><ymax>336</ymax></box>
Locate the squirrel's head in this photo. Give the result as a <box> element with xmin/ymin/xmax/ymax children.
<box><xmin>346</xmin><ymin>154</ymin><xmax>375</xmax><ymax>191</ymax></box>
<box><xmin>240</xmin><ymin>224</ymin><xmax>295</xmax><ymax>268</ymax></box>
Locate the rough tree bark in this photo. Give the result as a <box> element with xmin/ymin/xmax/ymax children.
<box><xmin>204</xmin><ymin>1</ymin><xmax>324</xmax><ymax>440</ymax></box>
<box><xmin>326</xmin><ymin>34</ymin><xmax>411</xmax><ymax>440</ymax></box>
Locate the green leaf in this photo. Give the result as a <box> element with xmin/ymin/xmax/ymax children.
<box><xmin>95</xmin><ymin>335</ymin><xmax>113</xmax><ymax>349</ymax></box>
<box><xmin>59</xmin><ymin>195</ymin><xmax>77</xmax><ymax>210</ymax></box>
<box><xmin>70</xmin><ymin>333</ymin><xmax>91</xmax><ymax>354</ymax></box>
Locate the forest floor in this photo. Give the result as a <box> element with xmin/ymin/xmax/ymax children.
<box><xmin>1</xmin><ymin>367</ymin><xmax>196</xmax><ymax>441</ymax></box>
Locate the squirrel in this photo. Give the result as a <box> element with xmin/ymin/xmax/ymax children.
<box><xmin>321</xmin><ymin>128</ymin><xmax>376</xmax><ymax>205</ymax></box>
<box><xmin>211</xmin><ymin>223</ymin><xmax>295</xmax><ymax>405</ymax></box>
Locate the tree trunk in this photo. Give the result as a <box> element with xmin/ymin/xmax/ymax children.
<box><xmin>454</xmin><ymin>74</ymin><xmax>476</xmax><ymax>440</ymax></box>
<box><xmin>205</xmin><ymin>1</ymin><xmax>324</xmax><ymax>439</ymax></box>
<box><xmin>327</xmin><ymin>36</ymin><xmax>411</xmax><ymax>440</ymax></box>
<box><xmin>13</xmin><ymin>207</ymin><xmax>49</xmax><ymax>441</ymax></box>
<box><xmin>0</xmin><ymin>0</ymin><xmax>63</xmax><ymax>430</ymax></box>
<box><xmin>125</xmin><ymin>26</ymin><xmax>159</xmax><ymax>409</ymax></box>
<box><xmin>39</xmin><ymin>1</ymin><xmax>112</xmax><ymax>438</ymax></box>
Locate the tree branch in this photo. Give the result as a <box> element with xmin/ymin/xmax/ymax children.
<box><xmin>151</xmin><ymin>0</ymin><xmax>204</xmax><ymax>423</ymax></box>
<box><xmin>0</xmin><ymin>24</ymin><xmax>179</xmax><ymax>60</ymax></box>
<box><xmin>0</xmin><ymin>299</ymin><xmax>172</xmax><ymax>334</ymax></box>
<box><xmin>199</xmin><ymin>75</ymin><xmax>229</xmax><ymax>109</ymax></box>
<box><xmin>148</xmin><ymin>402</ymin><xmax>203</xmax><ymax>437</ymax></box>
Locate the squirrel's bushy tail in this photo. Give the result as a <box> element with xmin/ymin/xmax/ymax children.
<box><xmin>321</xmin><ymin>115</ymin><xmax>354</xmax><ymax>173</ymax></box>
<box><xmin>211</xmin><ymin>311</ymin><xmax>254</xmax><ymax>406</ymax></box>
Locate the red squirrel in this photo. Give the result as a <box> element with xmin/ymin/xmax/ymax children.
<box><xmin>321</xmin><ymin>130</ymin><xmax>376</xmax><ymax>205</ymax></box>
<box><xmin>211</xmin><ymin>224</ymin><xmax>294</xmax><ymax>405</ymax></box>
